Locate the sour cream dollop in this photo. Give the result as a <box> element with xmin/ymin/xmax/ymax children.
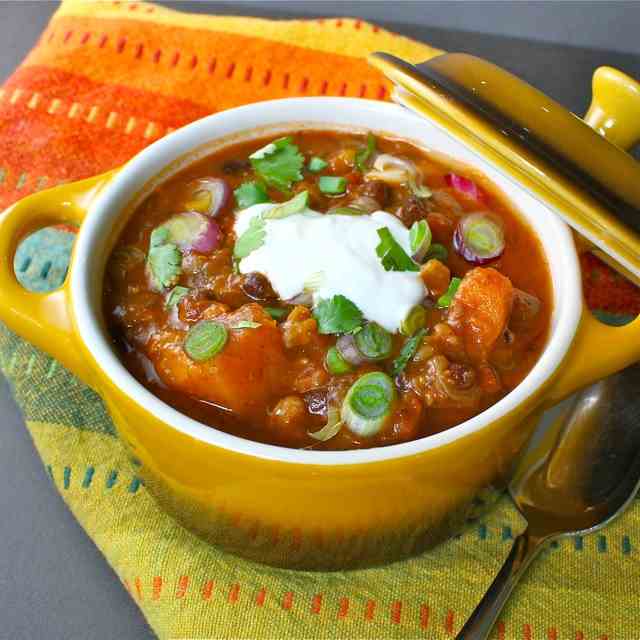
<box><xmin>234</xmin><ymin>203</ymin><xmax>425</xmax><ymax>333</ymax></box>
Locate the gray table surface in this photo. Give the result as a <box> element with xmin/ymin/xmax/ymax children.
<box><xmin>1</xmin><ymin>2</ymin><xmax>639</xmax><ymax>639</ymax></box>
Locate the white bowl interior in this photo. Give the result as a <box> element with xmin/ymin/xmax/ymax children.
<box><xmin>71</xmin><ymin>98</ymin><xmax>582</xmax><ymax>465</ymax></box>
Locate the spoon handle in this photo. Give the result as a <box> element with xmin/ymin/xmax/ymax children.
<box><xmin>455</xmin><ymin>528</ymin><xmax>545</xmax><ymax>640</ymax></box>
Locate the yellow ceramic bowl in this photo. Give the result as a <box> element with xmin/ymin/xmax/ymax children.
<box><xmin>1</xmin><ymin>98</ymin><xmax>639</xmax><ymax>569</ymax></box>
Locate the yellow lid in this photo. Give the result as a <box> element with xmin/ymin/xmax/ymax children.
<box><xmin>369</xmin><ymin>52</ymin><xmax>640</xmax><ymax>283</ymax></box>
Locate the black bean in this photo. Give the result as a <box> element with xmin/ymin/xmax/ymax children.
<box><xmin>241</xmin><ymin>272</ymin><xmax>276</xmax><ymax>301</ymax></box>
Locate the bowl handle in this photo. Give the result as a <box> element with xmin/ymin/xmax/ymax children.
<box><xmin>545</xmin><ymin>307</ymin><xmax>640</xmax><ymax>407</ymax></box>
<box><xmin>0</xmin><ymin>171</ymin><xmax>116</xmax><ymax>387</ymax></box>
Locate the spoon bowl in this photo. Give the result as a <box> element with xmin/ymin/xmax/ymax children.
<box><xmin>457</xmin><ymin>363</ymin><xmax>640</xmax><ymax>639</ymax></box>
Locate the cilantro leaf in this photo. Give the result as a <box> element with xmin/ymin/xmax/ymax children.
<box><xmin>165</xmin><ymin>285</ymin><xmax>189</xmax><ymax>308</ymax></box>
<box><xmin>147</xmin><ymin>243</ymin><xmax>182</xmax><ymax>290</ymax></box>
<box><xmin>313</xmin><ymin>295</ymin><xmax>363</xmax><ymax>335</ymax></box>
<box><xmin>250</xmin><ymin>137</ymin><xmax>304</xmax><ymax>192</ymax></box>
<box><xmin>234</xmin><ymin>181</ymin><xmax>269</xmax><ymax>209</ymax></box>
<box><xmin>375</xmin><ymin>227</ymin><xmax>419</xmax><ymax>272</ymax></box>
<box><xmin>391</xmin><ymin>328</ymin><xmax>427</xmax><ymax>377</ymax></box>
<box><xmin>233</xmin><ymin>215</ymin><xmax>266</xmax><ymax>259</ymax></box>
<box><xmin>355</xmin><ymin>133</ymin><xmax>377</xmax><ymax>172</ymax></box>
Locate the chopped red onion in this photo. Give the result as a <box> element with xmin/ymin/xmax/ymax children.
<box><xmin>186</xmin><ymin>178</ymin><xmax>230</xmax><ymax>217</ymax></box>
<box><xmin>453</xmin><ymin>212</ymin><xmax>505</xmax><ymax>265</ymax></box>
<box><xmin>445</xmin><ymin>173</ymin><xmax>488</xmax><ymax>203</ymax></box>
<box><xmin>162</xmin><ymin>212</ymin><xmax>222</xmax><ymax>254</ymax></box>
<box><xmin>336</xmin><ymin>334</ymin><xmax>368</xmax><ymax>366</ymax></box>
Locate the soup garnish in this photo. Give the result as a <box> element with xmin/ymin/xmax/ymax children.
<box><xmin>104</xmin><ymin>130</ymin><xmax>552</xmax><ymax>450</ymax></box>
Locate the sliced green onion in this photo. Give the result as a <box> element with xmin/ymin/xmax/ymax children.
<box><xmin>265</xmin><ymin>306</ymin><xmax>288</xmax><ymax>320</ymax></box>
<box><xmin>234</xmin><ymin>182</ymin><xmax>269</xmax><ymax>209</ymax></box>
<box><xmin>308</xmin><ymin>407</ymin><xmax>343</xmax><ymax>442</ymax></box>
<box><xmin>262</xmin><ymin>190</ymin><xmax>309</xmax><ymax>220</ymax></box>
<box><xmin>249</xmin><ymin>141</ymin><xmax>277</xmax><ymax>160</ymax></box>
<box><xmin>400</xmin><ymin>305</ymin><xmax>427</xmax><ymax>336</ymax></box>
<box><xmin>355</xmin><ymin>133</ymin><xmax>377</xmax><ymax>172</ymax></box>
<box><xmin>308</xmin><ymin>156</ymin><xmax>328</xmax><ymax>173</ymax></box>
<box><xmin>437</xmin><ymin>276</ymin><xmax>462</xmax><ymax>308</ymax></box>
<box><xmin>409</xmin><ymin>219</ymin><xmax>432</xmax><ymax>262</ymax></box>
<box><xmin>184</xmin><ymin>320</ymin><xmax>228</xmax><ymax>361</ymax></box>
<box><xmin>325</xmin><ymin>346</ymin><xmax>353</xmax><ymax>375</ymax></box>
<box><xmin>165</xmin><ymin>285</ymin><xmax>189</xmax><ymax>309</ymax></box>
<box><xmin>375</xmin><ymin>227</ymin><xmax>419</xmax><ymax>272</ymax></box>
<box><xmin>408</xmin><ymin>176</ymin><xmax>432</xmax><ymax>199</ymax></box>
<box><xmin>231</xmin><ymin>320</ymin><xmax>261</xmax><ymax>329</ymax></box>
<box><xmin>341</xmin><ymin>372</ymin><xmax>395</xmax><ymax>437</ymax></box>
<box><xmin>330</xmin><ymin>206</ymin><xmax>368</xmax><ymax>216</ymax></box>
<box><xmin>303</xmin><ymin>270</ymin><xmax>325</xmax><ymax>293</ymax></box>
<box><xmin>453</xmin><ymin>212</ymin><xmax>505</xmax><ymax>264</ymax></box>
<box><xmin>318</xmin><ymin>176</ymin><xmax>347</xmax><ymax>195</ymax></box>
<box><xmin>425</xmin><ymin>243</ymin><xmax>448</xmax><ymax>263</ymax></box>
<box><xmin>391</xmin><ymin>328</ymin><xmax>428</xmax><ymax>377</ymax></box>
<box><xmin>354</xmin><ymin>322</ymin><xmax>392</xmax><ymax>361</ymax></box>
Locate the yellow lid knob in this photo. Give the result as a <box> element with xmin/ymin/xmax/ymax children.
<box><xmin>585</xmin><ymin>66</ymin><xmax>640</xmax><ymax>151</ymax></box>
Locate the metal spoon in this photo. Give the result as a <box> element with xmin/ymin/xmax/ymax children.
<box><xmin>456</xmin><ymin>363</ymin><xmax>640</xmax><ymax>639</ymax></box>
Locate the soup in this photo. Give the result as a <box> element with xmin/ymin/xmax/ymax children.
<box><xmin>104</xmin><ymin>130</ymin><xmax>552</xmax><ymax>450</ymax></box>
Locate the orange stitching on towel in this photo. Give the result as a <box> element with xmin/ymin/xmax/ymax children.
<box><xmin>226</xmin><ymin>62</ymin><xmax>236</xmax><ymax>79</ymax></box>
<box><xmin>135</xmin><ymin>43</ymin><xmax>144</xmax><ymax>59</ymax></box>
<box><xmin>47</xmin><ymin>30</ymin><xmax>55</xmax><ymax>43</ymax></box>
<box><xmin>9</xmin><ymin>88</ymin><xmax>24</xmax><ymax>104</ymax></box>
<box><xmin>548</xmin><ymin>628</ymin><xmax>558</xmax><ymax>640</ymax></box>
<box><xmin>365</xmin><ymin>599</ymin><xmax>376</xmax><ymax>620</ymax></box>
<box><xmin>125</xmin><ymin>116</ymin><xmax>138</xmax><ymax>133</ymax></box>
<box><xmin>48</xmin><ymin>98</ymin><xmax>62</xmax><ymax>114</ymax></box>
<box><xmin>391</xmin><ymin>600</ymin><xmax>402</xmax><ymax>624</ymax></box>
<box><xmin>190</xmin><ymin>55</ymin><xmax>198</xmax><ymax>70</ymax></box>
<box><xmin>171</xmin><ymin>51</ymin><xmax>180</xmax><ymax>67</ymax></box>
<box><xmin>377</xmin><ymin>85</ymin><xmax>387</xmax><ymax>100</ymax></box>
<box><xmin>209</xmin><ymin>58</ymin><xmax>217</xmax><ymax>74</ymax></box>
<box><xmin>335</xmin><ymin>19</ymin><xmax>343</xmax><ymax>27</ymax></box>
<box><xmin>320</xmin><ymin>79</ymin><xmax>328</xmax><ymax>95</ymax></box>
<box><xmin>497</xmin><ymin>621</ymin><xmax>505</xmax><ymax>640</ymax></box>
<box><xmin>339</xmin><ymin>82</ymin><xmax>347</xmax><ymax>96</ymax></box>
<box><xmin>153</xmin><ymin>49</ymin><xmax>162</xmax><ymax>63</ymax></box>
<box><xmin>355</xmin><ymin>20</ymin><xmax>362</xmax><ymax>30</ymax></box>
<box><xmin>98</xmin><ymin>34</ymin><xmax>108</xmax><ymax>48</ymax></box>
<box><xmin>420</xmin><ymin>604</ymin><xmax>429</xmax><ymax>629</ymax></box>
<box><xmin>68</xmin><ymin>102</ymin><xmax>82</xmax><ymax>118</ymax></box>
<box><xmin>176</xmin><ymin>575</ymin><xmax>189</xmax><ymax>598</ymax></box>
<box><xmin>372</xmin><ymin>25</ymin><xmax>381</xmax><ymax>33</ymax></box>
<box><xmin>63</xmin><ymin>30</ymin><xmax>74</xmax><ymax>44</ymax></box>
<box><xmin>145</xmin><ymin>5</ymin><xmax>154</xmax><ymax>13</ymax></box>
<box><xmin>283</xmin><ymin>72</ymin><xmax>290</xmax><ymax>90</ymax></box>
<box><xmin>228</xmin><ymin>583</ymin><xmax>240</xmax><ymax>603</ymax></box>
<box><xmin>123</xmin><ymin>578</ymin><xmax>132</xmax><ymax>594</ymax></box>
<box><xmin>27</xmin><ymin>92</ymin><xmax>41</xmax><ymax>109</ymax></box>
<box><xmin>523</xmin><ymin>623</ymin><xmax>532</xmax><ymax>640</ymax></box>
<box><xmin>263</xmin><ymin>69</ymin><xmax>272</xmax><ymax>86</ymax></box>
<box><xmin>255</xmin><ymin>587</ymin><xmax>266</xmax><ymax>607</ymax></box>
<box><xmin>201</xmin><ymin>580</ymin><xmax>215</xmax><ymax>600</ymax></box>
<box><xmin>445</xmin><ymin>610</ymin><xmax>455</xmax><ymax>635</ymax></box>
<box><xmin>282</xmin><ymin>591</ymin><xmax>293</xmax><ymax>610</ymax></box>
<box><xmin>86</xmin><ymin>105</ymin><xmax>99</xmax><ymax>123</ymax></box>
<box><xmin>575</xmin><ymin>632</ymin><xmax>585</xmax><ymax>640</ymax></box>
<box><xmin>245</xmin><ymin>66</ymin><xmax>253</xmax><ymax>82</ymax></box>
<box><xmin>152</xmin><ymin>576</ymin><xmax>162</xmax><ymax>600</ymax></box>
<box><xmin>299</xmin><ymin>77</ymin><xmax>309</xmax><ymax>92</ymax></box>
<box><xmin>290</xmin><ymin>528</ymin><xmax>302</xmax><ymax>551</ymax></box>
<box><xmin>359</xmin><ymin>83</ymin><xmax>366</xmax><ymax>98</ymax></box>
<box><xmin>311</xmin><ymin>593</ymin><xmax>322</xmax><ymax>614</ymax></box>
<box><xmin>338</xmin><ymin>597</ymin><xmax>349</xmax><ymax>618</ymax></box>
<box><xmin>80</xmin><ymin>32</ymin><xmax>91</xmax><ymax>45</ymax></box>
<box><xmin>117</xmin><ymin>37</ymin><xmax>127</xmax><ymax>53</ymax></box>
<box><xmin>134</xmin><ymin>577</ymin><xmax>143</xmax><ymax>600</ymax></box>
<box><xmin>247</xmin><ymin>521</ymin><xmax>259</xmax><ymax>540</ymax></box>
